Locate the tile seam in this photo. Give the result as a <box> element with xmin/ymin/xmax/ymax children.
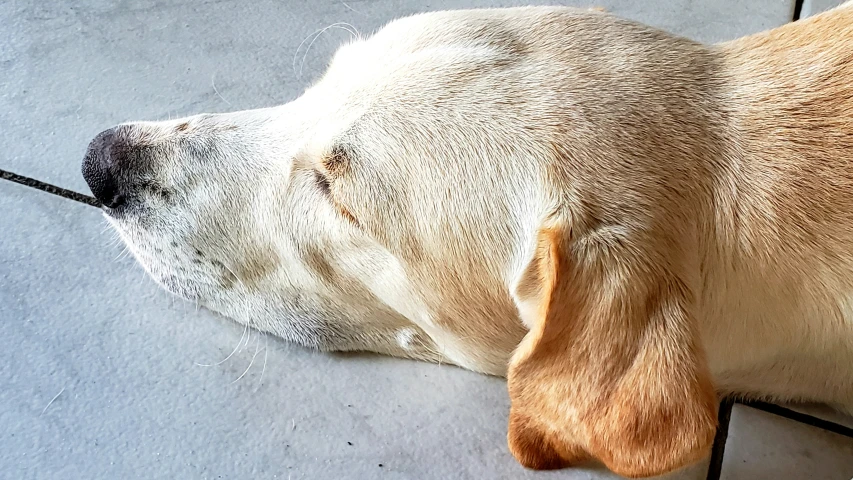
<box><xmin>0</xmin><ymin>168</ymin><xmax>101</xmax><ymax>208</ymax></box>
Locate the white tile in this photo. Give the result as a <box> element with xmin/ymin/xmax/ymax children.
<box><xmin>721</xmin><ymin>404</ymin><xmax>853</xmax><ymax>480</ymax></box>
<box><xmin>801</xmin><ymin>0</ymin><xmax>848</xmax><ymax>18</ymax></box>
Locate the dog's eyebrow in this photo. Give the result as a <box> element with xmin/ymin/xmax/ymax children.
<box><xmin>312</xmin><ymin>143</ymin><xmax>361</xmax><ymax>228</ymax></box>
<box><xmin>323</xmin><ymin>144</ymin><xmax>350</xmax><ymax>177</ymax></box>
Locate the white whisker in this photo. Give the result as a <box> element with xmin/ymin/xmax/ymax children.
<box><xmin>341</xmin><ymin>2</ymin><xmax>363</xmax><ymax>15</ymax></box>
<box><xmin>232</xmin><ymin>333</ymin><xmax>262</xmax><ymax>384</ymax></box>
<box><xmin>114</xmin><ymin>245</ymin><xmax>131</xmax><ymax>261</ymax></box>
<box><xmin>299</xmin><ymin>26</ymin><xmax>333</xmax><ymax>78</ymax></box>
<box><xmin>295</xmin><ymin>22</ymin><xmax>361</xmax><ymax>79</ymax></box>
<box><xmin>257</xmin><ymin>335</ymin><xmax>269</xmax><ymax>388</ymax></box>
<box><xmin>41</xmin><ymin>386</ymin><xmax>66</xmax><ymax>415</ymax></box>
<box><xmin>336</xmin><ymin>22</ymin><xmax>361</xmax><ymax>38</ymax></box>
<box><xmin>211</xmin><ymin>74</ymin><xmax>232</xmax><ymax>107</ymax></box>
<box><xmin>293</xmin><ymin>28</ymin><xmax>324</xmax><ymax>80</ymax></box>
<box><xmin>195</xmin><ymin>322</ymin><xmax>249</xmax><ymax>367</ymax></box>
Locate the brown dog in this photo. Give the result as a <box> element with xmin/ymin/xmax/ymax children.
<box><xmin>82</xmin><ymin>3</ymin><xmax>853</xmax><ymax>477</ymax></box>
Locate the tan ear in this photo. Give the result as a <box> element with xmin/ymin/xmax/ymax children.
<box><xmin>507</xmin><ymin>220</ymin><xmax>717</xmax><ymax>478</ymax></box>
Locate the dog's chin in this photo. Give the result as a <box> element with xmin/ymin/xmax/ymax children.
<box><xmin>114</xmin><ymin>234</ymin><xmax>211</xmax><ymax>303</ymax></box>
<box><xmin>156</xmin><ymin>274</ymin><xmax>205</xmax><ymax>302</ymax></box>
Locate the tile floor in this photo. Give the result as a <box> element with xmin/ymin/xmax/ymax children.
<box><xmin>1</xmin><ymin>1</ymin><xmax>852</xmax><ymax>479</ymax></box>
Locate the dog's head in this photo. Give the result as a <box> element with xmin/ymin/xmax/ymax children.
<box><xmin>80</xmin><ymin>110</ymin><xmax>364</xmax><ymax>347</ymax></box>
<box><xmin>82</xmin><ymin>98</ymin><xmax>458</xmax><ymax>358</ymax></box>
<box><xmin>80</xmin><ymin>7</ymin><xmax>561</xmax><ymax>357</ymax></box>
<box><xmin>83</xmin><ymin>6</ymin><xmax>721</xmax><ymax>477</ymax></box>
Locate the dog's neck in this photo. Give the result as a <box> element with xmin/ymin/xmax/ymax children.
<box><xmin>721</xmin><ymin>11</ymin><xmax>853</xmax><ymax>162</ymax></box>
<box><xmin>692</xmin><ymin>8</ymin><xmax>853</xmax><ymax>398</ymax></box>
<box><xmin>706</xmin><ymin>10</ymin><xmax>853</xmax><ymax>262</ymax></box>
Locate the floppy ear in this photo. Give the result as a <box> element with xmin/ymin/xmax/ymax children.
<box><xmin>507</xmin><ymin>218</ymin><xmax>717</xmax><ymax>478</ymax></box>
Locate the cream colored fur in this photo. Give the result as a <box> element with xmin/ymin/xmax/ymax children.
<box><xmin>95</xmin><ymin>3</ymin><xmax>853</xmax><ymax>477</ymax></box>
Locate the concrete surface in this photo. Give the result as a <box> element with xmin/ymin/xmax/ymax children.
<box><xmin>3</xmin><ymin>1</ymin><xmax>853</xmax><ymax>479</ymax></box>
<box><xmin>800</xmin><ymin>0</ymin><xmax>848</xmax><ymax>18</ymax></box>
<box><xmin>721</xmin><ymin>405</ymin><xmax>853</xmax><ymax>480</ymax></box>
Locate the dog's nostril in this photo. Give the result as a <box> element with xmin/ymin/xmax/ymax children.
<box><xmin>82</xmin><ymin>127</ymin><xmax>124</xmax><ymax>208</ymax></box>
<box><xmin>103</xmin><ymin>193</ymin><xmax>126</xmax><ymax>209</ymax></box>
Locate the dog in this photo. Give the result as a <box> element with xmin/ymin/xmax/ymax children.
<box><xmin>82</xmin><ymin>3</ymin><xmax>853</xmax><ymax>478</ymax></box>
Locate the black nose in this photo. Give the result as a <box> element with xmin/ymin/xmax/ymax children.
<box><xmin>82</xmin><ymin>128</ymin><xmax>125</xmax><ymax>208</ymax></box>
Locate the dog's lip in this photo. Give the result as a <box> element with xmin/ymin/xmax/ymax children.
<box><xmin>101</xmin><ymin>201</ymin><xmax>120</xmax><ymax>213</ymax></box>
<box><xmin>100</xmin><ymin>199</ymin><xmax>132</xmax><ymax>218</ymax></box>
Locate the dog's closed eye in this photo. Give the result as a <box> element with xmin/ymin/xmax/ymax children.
<box><xmin>314</xmin><ymin>170</ymin><xmax>332</xmax><ymax>196</ymax></box>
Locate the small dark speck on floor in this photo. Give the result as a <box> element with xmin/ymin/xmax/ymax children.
<box><xmin>347</xmin><ymin>441</ymin><xmax>352</xmax><ymax>446</ymax></box>
<box><xmin>378</xmin><ymin>464</ymin><xmax>384</xmax><ymax>467</ymax></box>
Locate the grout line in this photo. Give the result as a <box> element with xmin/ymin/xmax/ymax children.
<box><xmin>793</xmin><ymin>0</ymin><xmax>806</xmax><ymax>20</ymax></box>
<box><xmin>740</xmin><ymin>400</ymin><xmax>853</xmax><ymax>438</ymax></box>
<box><xmin>0</xmin><ymin>168</ymin><xmax>101</xmax><ymax>208</ymax></box>
<box><xmin>705</xmin><ymin>398</ymin><xmax>853</xmax><ymax>480</ymax></box>
<box><xmin>706</xmin><ymin>398</ymin><xmax>735</xmax><ymax>480</ymax></box>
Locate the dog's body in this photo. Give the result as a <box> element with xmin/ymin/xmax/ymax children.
<box><xmin>83</xmin><ymin>3</ymin><xmax>853</xmax><ymax>477</ymax></box>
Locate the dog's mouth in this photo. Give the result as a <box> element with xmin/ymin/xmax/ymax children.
<box><xmin>99</xmin><ymin>199</ymin><xmax>129</xmax><ymax>220</ymax></box>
